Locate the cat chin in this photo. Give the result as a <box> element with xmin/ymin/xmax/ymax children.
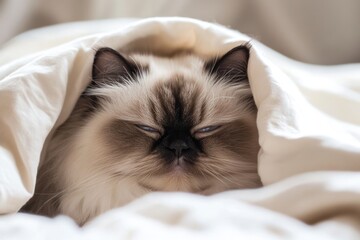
<box><xmin>137</xmin><ymin>172</ymin><xmax>211</xmax><ymax>193</ymax></box>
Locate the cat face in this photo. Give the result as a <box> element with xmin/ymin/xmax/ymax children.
<box><xmin>30</xmin><ymin>45</ymin><xmax>263</xmax><ymax>224</ymax></box>
<box><xmin>81</xmin><ymin>45</ymin><xmax>261</xmax><ymax>194</ymax></box>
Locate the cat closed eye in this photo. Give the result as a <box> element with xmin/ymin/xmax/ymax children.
<box><xmin>196</xmin><ymin>125</ymin><xmax>220</xmax><ymax>133</ymax></box>
<box><xmin>135</xmin><ymin>124</ymin><xmax>160</xmax><ymax>133</ymax></box>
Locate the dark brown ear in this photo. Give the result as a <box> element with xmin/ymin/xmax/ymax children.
<box><xmin>205</xmin><ymin>45</ymin><xmax>250</xmax><ymax>84</ymax></box>
<box><xmin>91</xmin><ymin>47</ymin><xmax>139</xmax><ymax>87</ymax></box>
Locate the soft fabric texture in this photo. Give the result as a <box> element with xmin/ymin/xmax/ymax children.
<box><xmin>0</xmin><ymin>17</ymin><xmax>360</xmax><ymax>239</ymax></box>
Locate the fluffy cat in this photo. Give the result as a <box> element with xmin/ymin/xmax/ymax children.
<box><xmin>22</xmin><ymin>44</ymin><xmax>262</xmax><ymax>224</ymax></box>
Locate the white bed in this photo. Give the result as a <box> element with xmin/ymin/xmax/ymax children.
<box><xmin>1</xmin><ymin>18</ymin><xmax>360</xmax><ymax>239</ymax></box>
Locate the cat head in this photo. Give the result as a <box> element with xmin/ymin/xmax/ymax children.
<box><xmin>80</xmin><ymin>45</ymin><xmax>261</xmax><ymax>194</ymax></box>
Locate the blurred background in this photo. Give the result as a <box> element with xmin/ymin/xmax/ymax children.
<box><xmin>1</xmin><ymin>0</ymin><xmax>360</xmax><ymax>65</ymax></box>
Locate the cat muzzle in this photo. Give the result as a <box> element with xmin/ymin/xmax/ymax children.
<box><xmin>167</xmin><ymin>139</ymin><xmax>189</xmax><ymax>158</ymax></box>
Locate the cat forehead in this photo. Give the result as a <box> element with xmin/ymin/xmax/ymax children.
<box><xmin>101</xmin><ymin>53</ymin><xmax>242</xmax><ymax>108</ymax></box>
<box><xmin>131</xmin><ymin>54</ymin><xmax>206</xmax><ymax>80</ymax></box>
<box><xmin>99</xmin><ymin>53</ymin><xmax>251</xmax><ymax>125</ymax></box>
<box><xmin>129</xmin><ymin>54</ymin><xmax>226</xmax><ymax>105</ymax></box>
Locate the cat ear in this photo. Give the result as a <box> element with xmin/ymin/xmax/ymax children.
<box><xmin>206</xmin><ymin>45</ymin><xmax>250</xmax><ymax>84</ymax></box>
<box><xmin>92</xmin><ymin>47</ymin><xmax>138</xmax><ymax>87</ymax></box>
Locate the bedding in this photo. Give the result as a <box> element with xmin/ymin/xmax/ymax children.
<box><xmin>0</xmin><ymin>17</ymin><xmax>360</xmax><ymax>239</ymax></box>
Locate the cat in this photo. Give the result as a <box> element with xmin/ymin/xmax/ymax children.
<box><xmin>21</xmin><ymin>44</ymin><xmax>262</xmax><ymax>225</ymax></box>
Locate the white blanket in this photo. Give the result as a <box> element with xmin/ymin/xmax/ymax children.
<box><xmin>1</xmin><ymin>17</ymin><xmax>360</xmax><ymax>239</ymax></box>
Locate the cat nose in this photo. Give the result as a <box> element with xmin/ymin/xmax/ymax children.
<box><xmin>168</xmin><ymin>139</ymin><xmax>189</xmax><ymax>157</ymax></box>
